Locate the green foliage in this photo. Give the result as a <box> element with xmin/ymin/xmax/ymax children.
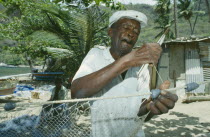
<box><xmin>52</xmin><ymin>0</ymin><xmax>125</xmax><ymax>10</ymax></box>
<box><xmin>178</xmin><ymin>0</ymin><xmax>194</xmax><ymax>20</ymax></box>
<box><xmin>178</xmin><ymin>0</ymin><xmax>205</xmax><ymax>34</ymax></box>
<box><xmin>0</xmin><ymin>50</ymin><xmax>27</xmax><ymax>65</ymax></box>
<box><xmin>0</xmin><ymin>0</ymin><xmax>110</xmax><ymax>77</ymax></box>
<box><xmin>124</xmin><ymin>3</ymin><xmax>209</xmax><ymax>45</ymax></box>
<box><xmin>154</xmin><ymin>0</ymin><xmax>175</xmax><ymax>39</ymax></box>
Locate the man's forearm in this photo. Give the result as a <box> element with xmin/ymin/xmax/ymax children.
<box><xmin>71</xmin><ymin>58</ymin><xmax>128</xmax><ymax>98</ymax></box>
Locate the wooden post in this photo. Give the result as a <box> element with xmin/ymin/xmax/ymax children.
<box><xmin>182</xmin><ymin>95</ymin><xmax>210</xmax><ymax>103</ymax></box>
<box><xmin>150</xmin><ymin>65</ymin><xmax>157</xmax><ymax>89</ymax></box>
<box><xmin>173</xmin><ymin>70</ymin><xmax>176</xmax><ymax>87</ymax></box>
<box><xmin>173</xmin><ymin>0</ymin><xmax>178</xmax><ymax>38</ymax></box>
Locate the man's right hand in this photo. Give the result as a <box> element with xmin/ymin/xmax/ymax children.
<box><xmin>121</xmin><ymin>43</ymin><xmax>162</xmax><ymax>68</ymax></box>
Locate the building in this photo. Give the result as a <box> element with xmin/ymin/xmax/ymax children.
<box><xmin>156</xmin><ymin>36</ymin><xmax>210</xmax><ymax>95</ymax></box>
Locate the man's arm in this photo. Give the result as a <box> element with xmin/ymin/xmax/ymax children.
<box><xmin>71</xmin><ymin>43</ymin><xmax>162</xmax><ymax>98</ymax></box>
<box><xmin>71</xmin><ymin>58</ymin><xmax>128</xmax><ymax>98</ymax></box>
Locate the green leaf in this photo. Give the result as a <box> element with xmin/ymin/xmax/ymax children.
<box><xmin>95</xmin><ymin>0</ymin><xmax>101</xmax><ymax>5</ymax></box>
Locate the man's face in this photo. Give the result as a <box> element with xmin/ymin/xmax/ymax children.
<box><xmin>109</xmin><ymin>18</ymin><xmax>141</xmax><ymax>58</ymax></box>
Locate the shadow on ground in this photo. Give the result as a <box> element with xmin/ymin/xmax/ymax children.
<box><xmin>144</xmin><ymin>111</ymin><xmax>210</xmax><ymax>137</ymax></box>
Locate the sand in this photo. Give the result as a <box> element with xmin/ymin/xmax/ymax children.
<box><xmin>144</xmin><ymin>100</ymin><xmax>210</xmax><ymax>137</ymax></box>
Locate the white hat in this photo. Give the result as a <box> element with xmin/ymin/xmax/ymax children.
<box><xmin>109</xmin><ymin>10</ymin><xmax>148</xmax><ymax>28</ymax></box>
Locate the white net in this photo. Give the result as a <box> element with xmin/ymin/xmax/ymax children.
<box><xmin>0</xmin><ymin>101</ymin><xmax>91</xmax><ymax>137</ymax></box>
<box><xmin>0</xmin><ymin>93</ymin><xmax>151</xmax><ymax>137</ymax></box>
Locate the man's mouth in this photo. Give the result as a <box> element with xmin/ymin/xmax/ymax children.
<box><xmin>121</xmin><ymin>40</ymin><xmax>133</xmax><ymax>48</ymax></box>
<box><xmin>121</xmin><ymin>39</ymin><xmax>132</xmax><ymax>45</ymax></box>
<box><xmin>120</xmin><ymin>40</ymin><xmax>132</xmax><ymax>53</ymax></box>
<box><xmin>121</xmin><ymin>40</ymin><xmax>128</xmax><ymax>44</ymax></box>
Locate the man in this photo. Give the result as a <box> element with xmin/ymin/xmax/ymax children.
<box><xmin>40</xmin><ymin>77</ymin><xmax>68</xmax><ymax>117</ymax></box>
<box><xmin>49</xmin><ymin>77</ymin><xmax>68</xmax><ymax>101</ymax></box>
<box><xmin>36</xmin><ymin>77</ymin><xmax>70</xmax><ymax>136</ymax></box>
<box><xmin>71</xmin><ymin>10</ymin><xmax>178</xmax><ymax>137</ymax></box>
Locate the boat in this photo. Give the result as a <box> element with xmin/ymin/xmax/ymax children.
<box><xmin>32</xmin><ymin>72</ymin><xmax>64</xmax><ymax>81</ymax></box>
<box><xmin>0</xmin><ymin>78</ymin><xmax>17</xmax><ymax>96</ymax></box>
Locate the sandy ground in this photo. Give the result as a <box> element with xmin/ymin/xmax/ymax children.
<box><xmin>144</xmin><ymin>100</ymin><xmax>210</xmax><ymax>137</ymax></box>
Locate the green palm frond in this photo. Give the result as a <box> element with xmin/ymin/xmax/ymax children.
<box><xmin>154</xmin><ymin>0</ymin><xmax>174</xmax><ymax>39</ymax></box>
<box><xmin>35</xmin><ymin>4</ymin><xmax>108</xmax><ymax>76</ymax></box>
<box><xmin>1</xmin><ymin>1</ymin><xmax>109</xmax><ymax>77</ymax></box>
<box><xmin>45</xmin><ymin>47</ymin><xmax>73</xmax><ymax>59</ymax></box>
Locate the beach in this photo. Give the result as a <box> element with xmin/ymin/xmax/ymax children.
<box><xmin>144</xmin><ymin>100</ymin><xmax>210</xmax><ymax>137</ymax></box>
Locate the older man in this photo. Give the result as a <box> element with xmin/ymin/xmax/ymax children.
<box><xmin>71</xmin><ymin>10</ymin><xmax>178</xmax><ymax>137</ymax></box>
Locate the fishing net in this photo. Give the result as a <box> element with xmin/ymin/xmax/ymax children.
<box><xmin>0</xmin><ymin>92</ymin><xmax>150</xmax><ymax>137</ymax></box>
<box><xmin>0</xmin><ymin>101</ymin><xmax>91</xmax><ymax>137</ymax></box>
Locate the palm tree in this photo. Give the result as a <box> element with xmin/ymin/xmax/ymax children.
<box><xmin>173</xmin><ymin>0</ymin><xmax>178</xmax><ymax>38</ymax></box>
<box><xmin>178</xmin><ymin>0</ymin><xmax>204</xmax><ymax>35</ymax></box>
<box><xmin>39</xmin><ymin>4</ymin><xmax>109</xmax><ymax>77</ymax></box>
<box><xmin>154</xmin><ymin>0</ymin><xmax>174</xmax><ymax>39</ymax></box>
<box><xmin>205</xmin><ymin>0</ymin><xmax>210</xmax><ymax>22</ymax></box>
<box><xmin>1</xmin><ymin>0</ymin><xmax>109</xmax><ymax>77</ymax></box>
<box><xmin>178</xmin><ymin>0</ymin><xmax>193</xmax><ymax>34</ymax></box>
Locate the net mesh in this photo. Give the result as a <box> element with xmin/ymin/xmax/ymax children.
<box><xmin>0</xmin><ymin>94</ymin><xmax>150</xmax><ymax>137</ymax></box>
<box><xmin>0</xmin><ymin>102</ymin><xmax>91</xmax><ymax>137</ymax></box>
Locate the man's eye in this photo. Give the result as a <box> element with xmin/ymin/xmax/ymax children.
<box><xmin>134</xmin><ymin>29</ymin><xmax>139</xmax><ymax>34</ymax></box>
<box><xmin>123</xmin><ymin>25</ymin><xmax>128</xmax><ymax>29</ymax></box>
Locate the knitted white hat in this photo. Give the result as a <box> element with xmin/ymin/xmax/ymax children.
<box><xmin>109</xmin><ymin>10</ymin><xmax>148</xmax><ymax>28</ymax></box>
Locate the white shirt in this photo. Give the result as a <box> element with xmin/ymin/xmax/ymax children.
<box><xmin>72</xmin><ymin>46</ymin><xmax>147</xmax><ymax>97</ymax></box>
<box><xmin>73</xmin><ymin>46</ymin><xmax>150</xmax><ymax>137</ymax></box>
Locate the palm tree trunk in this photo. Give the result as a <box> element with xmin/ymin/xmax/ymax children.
<box><xmin>27</xmin><ymin>59</ymin><xmax>33</xmax><ymax>73</ymax></box>
<box><xmin>192</xmin><ymin>0</ymin><xmax>202</xmax><ymax>34</ymax></box>
<box><xmin>188</xmin><ymin>19</ymin><xmax>193</xmax><ymax>35</ymax></box>
<box><xmin>205</xmin><ymin>0</ymin><xmax>210</xmax><ymax>23</ymax></box>
<box><xmin>25</xmin><ymin>54</ymin><xmax>34</xmax><ymax>73</ymax></box>
<box><xmin>173</xmin><ymin>0</ymin><xmax>178</xmax><ymax>38</ymax></box>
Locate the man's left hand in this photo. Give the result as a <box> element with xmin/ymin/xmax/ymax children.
<box><xmin>138</xmin><ymin>80</ymin><xmax>178</xmax><ymax>121</ymax></box>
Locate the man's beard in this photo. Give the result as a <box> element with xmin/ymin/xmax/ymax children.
<box><xmin>119</xmin><ymin>47</ymin><xmax>132</xmax><ymax>57</ymax></box>
<box><xmin>118</xmin><ymin>41</ymin><xmax>133</xmax><ymax>57</ymax></box>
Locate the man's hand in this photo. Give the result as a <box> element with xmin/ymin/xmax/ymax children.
<box><xmin>138</xmin><ymin>80</ymin><xmax>178</xmax><ymax>122</ymax></box>
<box><xmin>122</xmin><ymin>43</ymin><xmax>162</xmax><ymax>68</ymax></box>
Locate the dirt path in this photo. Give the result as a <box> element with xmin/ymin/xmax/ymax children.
<box><xmin>144</xmin><ymin>100</ymin><xmax>210</xmax><ymax>137</ymax></box>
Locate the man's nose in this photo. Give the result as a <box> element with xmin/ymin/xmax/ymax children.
<box><xmin>127</xmin><ymin>31</ymin><xmax>134</xmax><ymax>39</ymax></box>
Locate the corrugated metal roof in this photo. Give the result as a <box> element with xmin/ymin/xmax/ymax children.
<box><xmin>164</xmin><ymin>36</ymin><xmax>210</xmax><ymax>44</ymax></box>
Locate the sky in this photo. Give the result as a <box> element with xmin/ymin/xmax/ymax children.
<box><xmin>114</xmin><ymin>0</ymin><xmax>157</xmax><ymax>5</ymax></box>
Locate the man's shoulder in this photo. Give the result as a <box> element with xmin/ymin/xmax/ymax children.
<box><xmin>87</xmin><ymin>45</ymin><xmax>110</xmax><ymax>56</ymax></box>
<box><xmin>88</xmin><ymin>45</ymin><xmax>109</xmax><ymax>53</ymax></box>
<box><xmin>93</xmin><ymin>45</ymin><xmax>109</xmax><ymax>50</ymax></box>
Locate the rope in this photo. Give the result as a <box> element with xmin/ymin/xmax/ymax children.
<box><xmin>2</xmin><ymin>80</ymin><xmax>210</xmax><ymax>108</ymax></box>
<box><xmin>163</xmin><ymin>80</ymin><xmax>210</xmax><ymax>94</ymax></box>
<box><xmin>0</xmin><ymin>92</ymin><xmax>152</xmax><ymax>107</ymax></box>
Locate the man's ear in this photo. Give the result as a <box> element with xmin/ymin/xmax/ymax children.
<box><xmin>108</xmin><ymin>28</ymin><xmax>113</xmax><ymax>37</ymax></box>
